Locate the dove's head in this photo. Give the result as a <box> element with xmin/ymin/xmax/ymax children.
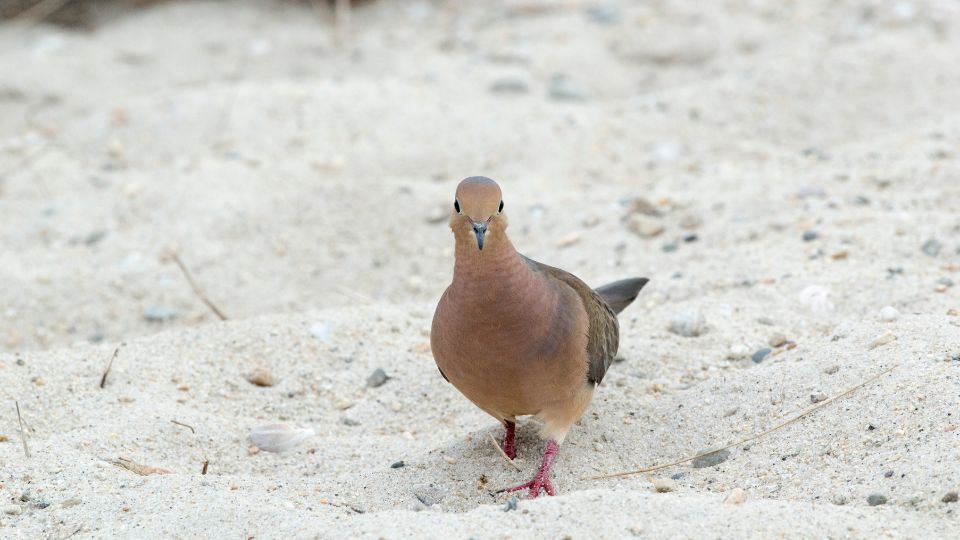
<box><xmin>451</xmin><ymin>176</ymin><xmax>506</xmax><ymax>251</ymax></box>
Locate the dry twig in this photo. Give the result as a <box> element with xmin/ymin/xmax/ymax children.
<box><xmin>170</xmin><ymin>419</ymin><xmax>196</xmax><ymax>434</ymax></box>
<box><xmin>16</xmin><ymin>400</ymin><xmax>29</xmax><ymax>458</ymax></box>
<box><xmin>99</xmin><ymin>346</ymin><xmax>120</xmax><ymax>389</ymax></box>
<box><xmin>108</xmin><ymin>456</ymin><xmax>171</xmax><ymax>476</ymax></box>
<box><xmin>169</xmin><ymin>251</ymin><xmax>228</xmax><ymax>321</ymax></box>
<box><xmin>585</xmin><ymin>364</ymin><xmax>898</xmax><ymax>480</ymax></box>
<box><xmin>488</xmin><ymin>433</ymin><xmax>521</xmax><ymax>471</ymax></box>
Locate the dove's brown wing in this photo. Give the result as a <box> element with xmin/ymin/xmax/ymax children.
<box><xmin>521</xmin><ymin>255</ymin><xmax>621</xmax><ymax>385</ymax></box>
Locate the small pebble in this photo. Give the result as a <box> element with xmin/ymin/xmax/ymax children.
<box><xmin>625</xmin><ymin>197</ymin><xmax>662</xmax><ymax>217</ymax></box>
<box><xmin>19</xmin><ymin>489</ymin><xmax>32</xmax><ymax>502</ymax></box>
<box><xmin>683</xmin><ymin>234</ymin><xmax>698</xmax><ymax>243</ymax></box>
<box><xmin>831</xmin><ymin>493</ymin><xmax>848</xmax><ymax>505</ymax></box>
<box><xmin>246</xmin><ymin>367</ymin><xmax>274</xmax><ymax>387</ymax></box>
<box><xmin>921</xmin><ymin>238</ymin><xmax>942</xmax><ymax>257</ymax></box>
<box><xmin>366</xmin><ymin>368</ymin><xmax>390</xmax><ymax>388</ymax></box>
<box><xmin>308</xmin><ymin>322</ymin><xmax>331</xmax><ymax>342</ymax></box>
<box><xmin>627</xmin><ymin>214</ymin><xmax>664</xmax><ymax>238</ymax></box>
<box><xmin>503</xmin><ymin>498</ymin><xmax>519</xmax><ymax>511</ymax></box>
<box><xmin>724</xmin><ymin>488</ymin><xmax>746</xmax><ymax>505</ymax></box>
<box><xmin>768</xmin><ymin>334</ymin><xmax>787</xmax><ymax>347</ymax></box>
<box><xmin>556</xmin><ymin>233</ymin><xmax>581</xmax><ymax>248</ymax></box>
<box><xmin>691</xmin><ymin>448</ymin><xmax>730</xmax><ymax>468</ymax></box>
<box><xmin>866</xmin><ymin>494</ymin><xmax>888</xmax><ymax>506</ymax></box>
<box><xmin>752</xmin><ymin>348</ymin><xmax>772</xmax><ymax>364</ymax></box>
<box><xmin>340</xmin><ymin>417</ymin><xmax>361</xmax><ymax>427</ymax></box>
<box><xmin>679</xmin><ymin>215</ymin><xmax>701</xmax><ymax>229</ymax></box>
<box><xmin>668</xmin><ymin>310</ymin><xmax>707</xmax><ymax>337</ymax></box>
<box><xmin>652</xmin><ymin>478</ymin><xmax>675</xmax><ymax>493</ymax></box>
<box><xmin>248</xmin><ymin>424</ymin><xmax>315</xmax><ymax>453</ymax></box>
<box><xmin>584</xmin><ymin>4</ymin><xmax>620</xmax><ymax>25</ymax></box>
<box><xmin>727</xmin><ymin>344</ymin><xmax>749</xmax><ymax>360</ymax></box>
<box><xmin>824</xmin><ymin>364</ymin><xmax>840</xmax><ymax>374</ymax></box>
<box><xmin>868</xmin><ymin>332</ymin><xmax>897</xmax><ymax>350</ymax></box>
<box><xmin>802</xmin><ymin>230</ymin><xmax>819</xmax><ymax>242</ymax></box>
<box><xmin>548</xmin><ymin>74</ymin><xmax>587</xmax><ymax>102</ymax></box>
<box><xmin>879</xmin><ymin>306</ymin><xmax>899</xmax><ymax>322</ymax></box>
<box><xmin>391</xmin><ymin>461</ymin><xmax>405</xmax><ymax>469</ymax></box>
<box><xmin>810</xmin><ymin>393</ymin><xmax>828</xmax><ymax>404</ymax></box>
<box><xmin>883</xmin><ymin>470</ymin><xmax>894</xmax><ymax>478</ymax></box>
<box><xmin>661</xmin><ymin>243</ymin><xmax>678</xmax><ymax>253</ymax></box>
<box><xmin>143</xmin><ymin>305</ymin><xmax>178</xmax><ymax>322</ymax></box>
<box><xmin>942</xmin><ymin>492</ymin><xmax>958</xmax><ymax>503</ymax></box>
<box><xmin>3</xmin><ymin>505</ymin><xmax>22</xmax><ymax>515</ymax></box>
<box><xmin>489</xmin><ymin>78</ymin><xmax>529</xmax><ymax>95</ymax></box>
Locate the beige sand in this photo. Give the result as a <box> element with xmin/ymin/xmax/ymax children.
<box><xmin>1</xmin><ymin>0</ymin><xmax>959</xmax><ymax>537</ymax></box>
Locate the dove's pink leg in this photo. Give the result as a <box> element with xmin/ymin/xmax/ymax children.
<box><xmin>502</xmin><ymin>420</ymin><xmax>517</xmax><ymax>460</ymax></box>
<box><xmin>500</xmin><ymin>440</ymin><xmax>559</xmax><ymax>498</ymax></box>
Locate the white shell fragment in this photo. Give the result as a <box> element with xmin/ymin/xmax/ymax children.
<box><xmin>248</xmin><ymin>424</ymin><xmax>315</xmax><ymax>453</ymax></box>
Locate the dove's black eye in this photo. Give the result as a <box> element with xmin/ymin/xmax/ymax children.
<box><xmin>498</xmin><ymin>200</ymin><xmax>504</xmax><ymax>213</ymax></box>
<box><xmin>454</xmin><ymin>199</ymin><xmax>461</xmax><ymax>214</ymax></box>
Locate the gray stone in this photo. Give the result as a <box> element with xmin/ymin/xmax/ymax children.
<box><xmin>752</xmin><ymin>348</ymin><xmax>772</xmax><ymax>364</ymax></box>
<box><xmin>942</xmin><ymin>492</ymin><xmax>958</xmax><ymax>503</ymax></box>
<box><xmin>503</xmin><ymin>497</ymin><xmax>519</xmax><ymax>511</ymax></box>
<box><xmin>548</xmin><ymin>74</ymin><xmax>587</xmax><ymax>102</ymax></box>
<box><xmin>143</xmin><ymin>305</ymin><xmax>178</xmax><ymax>322</ymax></box>
<box><xmin>922</xmin><ymin>238</ymin><xmax>942</xmax><ymax>257</ymax></box>
<box><xmin>585</xmin><ymin>4</ymin><xmax>620</xmax><ymax>25</ymax></box>
<box><xmin>867</xmin><ymin>493</ymin><xmax>888</xmax><ymax>506</ymax></box>
<box><xmin>691</xmin><ymin>448</ymin><xmax>730</xmax><ymax>468</ymax></box>
<box><xmin>366</xmin><ymin>368</ymin><xmax>390</xmax><ymax>388</ymax></box>
<box><xmin>489</xmin><ymin>78</ymin><xmax>529</xmax><ymax>95</ymax></box>
<box><xmin>668</xmin><ymin>310</ymin><xmax>707</xmax><ymax>337</ymax></box>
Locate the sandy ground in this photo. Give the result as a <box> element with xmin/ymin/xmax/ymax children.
<box><xmin>1</xmin><ymin>0</ymin><xmax>959</xmax><ymax>537</ymax></box>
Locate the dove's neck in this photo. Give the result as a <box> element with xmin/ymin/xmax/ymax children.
<box><xmin>452</xmin><ymin>229</ymin><xmax>537</xmax><ymax>299</ymax></box>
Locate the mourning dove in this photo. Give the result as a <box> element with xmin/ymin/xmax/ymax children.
<box><xmin>431</xmin><ymin>176</ymin><xmax>649</xmax><ymax>498</ymax></box>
